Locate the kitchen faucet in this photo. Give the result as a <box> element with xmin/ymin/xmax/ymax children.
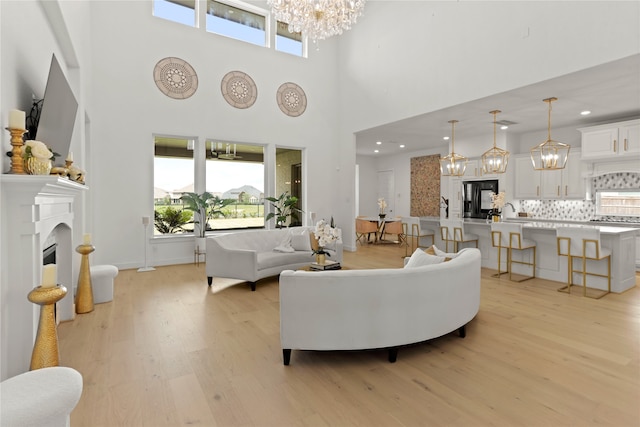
<box><xmin>505</xmin><ymin>202</ymin><xmax>516</xmax><ymax>212</ymax></box>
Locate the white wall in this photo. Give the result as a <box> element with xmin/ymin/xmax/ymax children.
<box><xmin>88</xmin><ymin>1</ymin><xmax>342</xmax><ymax>268</ymax></box>
<box><xmin>339</xmin><ymin>1</ymin><xmax>640</xmax><ymax>134</ymax></box>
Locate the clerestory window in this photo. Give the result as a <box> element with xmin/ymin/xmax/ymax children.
<box><xmin>206</xmin><ymin>0</ymin><xmax>267</xmax><ymax>47</ymax></box>
<box><xmin>153</xmin><ymin>0</ymin><xmax>197</xmax><ymax>27</ymax></box>
<box><xmin>153</xmin><ymin>0</ymin><xmax>306</xmax><ymax>57</ymax></box>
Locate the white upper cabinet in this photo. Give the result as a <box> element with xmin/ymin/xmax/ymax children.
<box><xmin>580</xmin><ymin>119</ymin><xmax>640</xmax><ymax>159</ymax></box>
<box><xmin>462</xmin><ymin>159</ymin><xmax>480</xmax><ymax>178</ymax></box>
<box><xmin>514</xmin><ymin>156</ymin><xmax>540</xmax><ymax>199</ymax></box>
<box><xmin>514</xmin><ymin>151</ymin><xmax>584</xmax><ymax>200</ymax></box>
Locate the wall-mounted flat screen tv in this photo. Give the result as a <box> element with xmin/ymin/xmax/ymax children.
<box><xmin>33</xmin><ymin>54</ymin><xmax>78</xmax><ymax>165</ymax></box>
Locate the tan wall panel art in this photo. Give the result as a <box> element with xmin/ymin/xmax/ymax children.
<box><xmin>410</xmin><ymin>155</ymin><xmax>441</xmax><ymax>217</ymax></box>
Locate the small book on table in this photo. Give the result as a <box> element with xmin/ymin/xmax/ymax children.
<box><xmin>310</xmin><ymin>260</ymin><xmax>341</xmax><ymax>271</ymax></box>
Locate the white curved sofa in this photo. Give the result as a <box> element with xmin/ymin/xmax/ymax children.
<box><xmin>279</xmin><ymin>248</ymin><xmax>481</xmax><ymax>364</ymax></box>
<box><xmin>0</xmin><ymin>366</ymin><xmax>83</xmax><ymax>427</ymax></box>
<box><xmin>206</xmin><ymin>227</ymin><xmax>343</xmax><ymax>291</ymax></box>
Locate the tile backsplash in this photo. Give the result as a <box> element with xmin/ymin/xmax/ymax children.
<box><xmin>519</xmin><ymin>172</ymin><xmax>640</xmax><ymax>221</ymax></box>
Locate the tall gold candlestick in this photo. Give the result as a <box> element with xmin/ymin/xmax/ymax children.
<box><xmin>75</xmin><ymin>244</ymin><xmax>95</xmax><ymax>314</ymax></box>
<box><xmin>5</xmin><ymin>127</ymin><xmax>28</xmax><ymax>174</ymax></box>
<box><xmin>28</xmin><ymin>285</ymin><xmax>68</xmax><ymax>370</ymax></box>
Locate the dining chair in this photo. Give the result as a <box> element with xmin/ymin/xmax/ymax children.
<box><xmin>381</xmin><ymin>217</ymin><xmax>407</xmax><ymax>248</ymax></box>
<box><xmin>355</xmin><ymin>217</ymin><xmax>378</xmax><ymax>245</ymax></box>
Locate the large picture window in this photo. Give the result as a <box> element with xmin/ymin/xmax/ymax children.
<box><xmin>154</xmin><ymin>136</ymin><xmax>196</xmax><ymax>235</ymax></box>
<box><xmin>153</xmin><ymin>136</ymin><xmax>266</xmax><ymax>236</ymax></box>
<box><xmin>206</xmin><ymin>140</ymin><xmax>265</xmax><ymax>229</ymax></box>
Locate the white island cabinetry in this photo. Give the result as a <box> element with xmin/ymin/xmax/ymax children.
<box><xmin>436</xmin><ymin>219</ymin><xmax>638</xmax><ymax>293</ymax></box>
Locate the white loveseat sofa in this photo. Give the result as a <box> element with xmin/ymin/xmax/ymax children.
<box><xmin>206</xmin><ymin>227</ymin><xmax>343</xmax><ymax>291</ymax></box>
<box><xmin>279</xmin><ymin>247</ymin><xmax>481</xmax><ymax>364</ymax></box>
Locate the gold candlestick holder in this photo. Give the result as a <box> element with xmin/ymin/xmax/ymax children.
<box><xmin>75</xmin><ymin>244</ymin><xmax>95</xmax><ymax>314</ymax></box>
<box><xmin>65</xmin><ymin>159</ymin><xmax>73</xmax><ymax>169</ymax></box>
<box><xmin>5</xmin><ymin>127</ymin><xmax>28</xmax><ymax>174</ymax></box>
<box><xmin>28</xmin><ymin>284</ymin><xmax>68</xmax><ymax>370</ymax></box>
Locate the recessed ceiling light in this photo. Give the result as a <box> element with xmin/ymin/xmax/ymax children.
<box><xmin>376</xmin><ymin>141</ymin><xmax>382</xmax><ymax>145</ymax></box>
<box><xmin>374</xmin><ymin>149</ymin><xmax>379</xmax><ymax>153</ymax></box>
<box><xmin>581</xmin><ymin>110</ymin><xmax>591</xmax><ymax>116</ymax></box>
<box><xmin>500</xmin><ymin>125</ymin><xmax>508</xmax><ymax>130</ymax></box>
<box><xmin>443</xmin><ymin>136</ymin><xmax>450</xmax><ymax>140</ymax></box>
<box><xmin>399</xmin><ymin>144</ymin><xmax>405</xmax><ymax>148</ymax></box>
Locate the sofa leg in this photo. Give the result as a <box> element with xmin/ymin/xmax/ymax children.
<box><xmin>283</xmin><ymin>349</ymin><xmax>291</xmax><ymax>365</ymax></box>
<box><xmin>388</xmin><ymin>347</ymin><xmax>398</xmax><ymax>363</ymax></box>
<box><xmin>458</xmin><ymin>325</ymin><xmax>466</xmax><ymax>338</ymax></box>
<box><xmin>207</xmin><ymin>277</ymin><xmax>212</xmax><ymax>287</ymax></box>
<box><xmin>250</xmin><ymin>282</ymin><xmax>256</xmax><ymax>292</ymax></box>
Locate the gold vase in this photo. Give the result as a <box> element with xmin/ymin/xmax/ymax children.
<box><xmin>492</xmin><ymin>215</ymin><xmax>501</xmax><ymax>223</ymax></box>
<box><xmin>28</xmin><ymin>285</ymin><xmax>67</xmax><ymax>370</ymax></box>
<box><xmin>76</xmin><ymin>244</ymin><xmax>95</xmax><ymax>314</ymax></box>
<box><xmin>316</xmin><ymin>253</ymin><xmax>326</xmax><ymax>265</ymax></box>
<box><xmin>25</xmin><ymin>157</ymin><xmax>52</xmax><ymax>175</ymax></box>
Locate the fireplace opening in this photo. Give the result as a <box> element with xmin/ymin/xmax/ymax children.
<box><xmin>43</xmin><ymin>243</ymin><xmax>57</xmax><ymax>266</ymax></box>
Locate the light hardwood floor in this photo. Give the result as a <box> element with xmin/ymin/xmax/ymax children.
<box><xmin>58</xmin><ymin>242</ymin><xmax>640</xmax><ymax>427</ymax></box>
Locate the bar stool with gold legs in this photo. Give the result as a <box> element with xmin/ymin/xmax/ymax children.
<box><xmin>491</xmin><ymin>222</ymin><xmax>536</xmax><ymax>282</ymax></box>
<box><xmin>439</xmin><ymin>219</ymin><xmax>479</xmax><ymax>253</ymax></box>
<box><xmin>556</xmin><ymin>226</ymin><xmax>611</xmax><ymax>299</ymax></box>
<box><xmin>403</xmin><ymin>217</ymin><xmax>435</xmax><ymax>254</ymax></box>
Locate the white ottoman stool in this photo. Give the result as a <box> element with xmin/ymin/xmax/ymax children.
<box><xmin>91</xmin><ymin>265</ymin><xmax>118</xmax><ymax>304</ymax></box>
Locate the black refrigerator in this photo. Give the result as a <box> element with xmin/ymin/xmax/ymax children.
<box><xmin>462</xmin><ymin>179</ymin><xmax>499</xmax><ymax>219</ymax></box>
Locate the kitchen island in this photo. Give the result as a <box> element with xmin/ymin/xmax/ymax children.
<box><xmin>421</xmin><ymin>217</ymin><xmax>638</xmax><ymax>293</ymax></box>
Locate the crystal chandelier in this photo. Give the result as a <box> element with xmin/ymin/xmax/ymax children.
<box><xmin>440</xmin><ymin>120</ymin><xmax>468</xmax><ymax>177</ymax></box>
<box><xmin>481</xmin><ymin>110</ymin><xmax>509</xmax><ymax>174</ymax></box>
<box><xmin>268</xmin><ymin>0</ymin><xmax>366</xmax><ymax>44</ymax></box>
<box><xmin>530</xmin><ymin>97</ymin><xmax>570</xmax><ymax>170</ymax></box>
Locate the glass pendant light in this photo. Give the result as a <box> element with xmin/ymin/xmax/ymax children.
<box><xmin>481</xmin><ymin>110</ymin><xmax>509</xmax><ymax>174</ymax></box>
<box><xmin>440</xmin><ymin>120</ymin><xmax>467</xmax><ymax>177</ymax></box>
<box><xmin>530</xmin><ymin>97</ymin><xmax>570</xmax><ymax>170</ymax></box>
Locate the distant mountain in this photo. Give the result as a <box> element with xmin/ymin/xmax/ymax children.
<box><xmin>222</xmin><ymin>185</ymin><xmax>263</xmax><ymax>202</ymax></box>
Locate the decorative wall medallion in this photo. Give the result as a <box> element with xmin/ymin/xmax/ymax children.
<box><xmin>277</xmin><ymin>82</ymin><xmax>307</xmax><ymax>117</ymax></box>
<box><xmin>221</xmin><ymin>71</ymin><xmax>257</xmax><ymax>109</ymax></box>
<box><xmin>153</xmin><ymin>57</ymin><xmax>198</xmax><ymax>99</ymax></box>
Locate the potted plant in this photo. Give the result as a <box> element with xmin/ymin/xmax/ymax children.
<box><xmin>265</xmin><ymin>191</ymin><xmax>303</xmax><ymax>228</ymax></box>
<box><xmin>180</xmin><ymin>192</ymin><xmax>235</xmax><ymax>251</ymax></box>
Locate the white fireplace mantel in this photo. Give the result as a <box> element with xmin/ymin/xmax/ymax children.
<box><xmin>1</xmin><ymin>175</ymin><xmax>88</xmax><ymax>380</ymax></box>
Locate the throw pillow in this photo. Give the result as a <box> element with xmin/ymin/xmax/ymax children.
<box><xmin>291</xmin><ymin>228</ymin><xmax>312</xmax><ymax>251</ymax></box>
<box><xmin>432</xmin><ymin>245</ymin><xmax>458</xmax><ymax>259</ymax></box>
<box><xmin>404</xmin><ymin>248</ymin><xmax>446</xmax><ymax>268</ymax></box>
<box><xmin>274</xmin><ymin>231</ymin><xmax>294</xmax><ymax>253</ymax></box>
<box><xmin>425</xmin><ymin>246</ymin><xmax>436</xmax><ymax>255</ymax></box>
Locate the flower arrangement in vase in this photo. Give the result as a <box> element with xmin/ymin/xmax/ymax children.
<box><xmin>312</xmin><ymin>218</ymin><xmax>339</xmax><ymax>264</ymax></box>
<box><xmin>23</xmin><ymin>140</ymin><xmax>58</xmax><ymax>175</ymax></box>
<box><xmin>378</xmin><ymin>198</ymin><xmax>387</xmax><ymax>218</ymax></box>
<box><xmin>490</xmin><ymin>191</ymin><xmax>506</xmax><ymax>222</ymax></box>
